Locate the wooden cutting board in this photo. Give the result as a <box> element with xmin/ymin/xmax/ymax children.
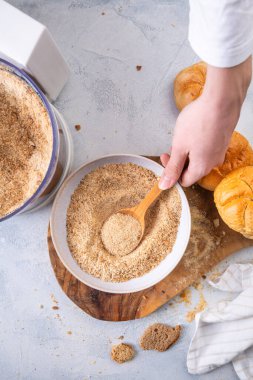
<box><xmin>47</xmin><ymin>157</ymin><xmax>253</xmax><ymax>321</ymax></box>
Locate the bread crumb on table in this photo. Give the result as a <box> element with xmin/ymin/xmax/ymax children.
<box><xmin>139</xmin><ymin>323</ymin><xmax>181</xmax><ymax>352</ymax></box>
<box><xmin>111</xmin><ymin>343</ymin><xmax>135</xmax><ymax>364</ymax></box>
<box><xmin>74</xmin><ymin>124</ymin><xmax>81</xmax><ymax>131</ymax></box>
<box><xmin>186</xmin><ymin>292</ymin><xmax>207</xmax><ymax>322</ymax></box>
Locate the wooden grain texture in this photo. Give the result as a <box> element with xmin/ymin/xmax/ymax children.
<box><xmin>47</xmin><ymin>157</ymin><xmax>253</xmax><ymax>321</ymax></box>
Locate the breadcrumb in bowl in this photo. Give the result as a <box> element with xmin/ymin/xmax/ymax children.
<box><xmin>50</xmin><ymin>154</ymin><xmax>191</xmax><ymax>293</ymax></box>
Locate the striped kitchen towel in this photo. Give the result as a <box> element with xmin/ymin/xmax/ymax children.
<box><xmin>187</xmin><ymin>263</ymin><xmax>253</xmax><ymax>380</ymax></box>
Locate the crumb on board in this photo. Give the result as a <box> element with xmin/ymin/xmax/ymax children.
<box><xmin>75</xmin><ymin>124</ymin><xmax>81</xmax><ymax>131</ymax></box>
<box><xmin>186</xmin><ymin>293</ymin><xmax>207</xmax><ymax>322</ymax></box>
<box><xmin>67</xmin><ymin>331</ymin><xmax>72</xmax><ymax>335</ymax></box>
<box><xmin>213</xmin><ymin>218</ymin><xmax>220</xmax><ymax>228</ymax></box>
<box><xmin>52</xmin><ymin>306</ymin><xmax>59</xmax><ymax>310</ymax></box>
<box><xmin>101</xmin><ymin>12</ymin><xmax>105</xmax><ymax>15</ymax></box>
<box><xmin>179</xmin><ymin>288</ymin><xmax>192</xmax><ymax>305</ymax></box>
<box><xmin>136</xmin><ymin>65</ymin><xmax>142</xmax><ymax>71</ymax></box>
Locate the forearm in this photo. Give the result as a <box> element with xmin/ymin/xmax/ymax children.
<box><xmin>203</xmin><ymin>56</ymin><xmax>252</xmax><ymax>111</ymax></box>
<box><xmin>198</xmin><ymin>56</ymin><xmax>252</xmax><ymax>144</ymax></box>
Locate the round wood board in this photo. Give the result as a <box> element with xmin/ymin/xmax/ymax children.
<box><xmin>47</xmin><ymin>158</ymin><xmax>253</xmax><ymax>321</ymax></box>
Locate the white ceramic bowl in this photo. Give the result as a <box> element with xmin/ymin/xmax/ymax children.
<box><xmin>50</xmin><ymin>154</ymin><xmax>191</xmax><ymax>293</ymax></box>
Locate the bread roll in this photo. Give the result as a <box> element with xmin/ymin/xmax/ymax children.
<box><xmin>214</xmin><ymin>166</ymin><xmax>253</xmax><ymax>239</ymax></box>
<box><xmin>198</xmin><ymin>131</ymin><xmax>253</xmax><ymax>191</ymax></box>
<box><xmin>174</xmin><ymin>62</ymin><xmax>207</xmax><ymax>111</ymax></box>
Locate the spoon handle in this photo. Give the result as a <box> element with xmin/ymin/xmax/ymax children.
<box><xmin>134</xmin><ymin>182</ymin><xmax>163</xmax><ymax>219</ymax></box>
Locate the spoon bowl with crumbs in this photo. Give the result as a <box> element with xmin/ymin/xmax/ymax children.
<box><xmin>101</xmin><ymin>182</ymin><xmax>163</xmax><ymax>255</ymax></box>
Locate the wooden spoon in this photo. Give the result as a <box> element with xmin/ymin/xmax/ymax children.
<box><xmin>119</xmin><ymin>182</ymin><xmax>163</xmax><ymax>249</ymax></box>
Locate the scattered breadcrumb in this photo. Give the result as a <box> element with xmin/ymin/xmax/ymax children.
<box><xmin>139</xmin><ymin>323</ymin><xmax>181</xmax><ymax>352</ymax></box>
<box><xmin>75</xmin><ymin>124</ymin><xmax>81</xmax><ymax>131</ymax></box>
<box><xmin>186</xmin><ymin>293</ymin><xmax>207</xmax><ymax>322</ymax></box>
<box><xmin>51</xmin><ymin>294</ymin><xmax>58</xmax><ymax>304</ymax></box>
<box><xmin>111</xmin><ymin>343</ymin><xmax>135</xmax><ymax>364</ymax></box>
<box><xmin>213</xmin><ymin>219</ymin><xmax>220</xmax><ymax>228</ymax></box>
<box><xmin>67</xmin><ymin>331</ymin><xmax>72</xmax><ymax>335</ymax></box>
<box><xmin>208</xmin><ymin>270</ymin><xmax>222</xmax><ymax>282</ymax></box>
<box><xmin>193</xmin><ymin>281</ymin><xmax>203</xmax><ymax>291</ymax></box>
<box><xmin>136</xmin><ymin>65</ymin><xmax>142</xmax><ymax>71</ymax></box>
<box><xmin>67</xmin><ymin>163</ymin><xmax>181</xmax><ymax>282</ymax></box>
<box><xmin>179</xmin><ymin>288</ymin><xmax>192</xmax><ymax>305</ymax></box>
<box><xmin>52</xmin><ymin>306</ymin><xmax>59</xmax><ymax>310</ymax></box>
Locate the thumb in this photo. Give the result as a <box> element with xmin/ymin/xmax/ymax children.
<box><xmin>160</xmin><ymin>153</ymin><xmax>170</xmax><ymax>167</ymax></box>
<box><xmin>159</xmin><ymin>147</ymin><xmax>187</xmax><ymax>190</ymax></box>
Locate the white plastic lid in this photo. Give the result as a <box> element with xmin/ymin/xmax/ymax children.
<box><xmin>0</xmin><ymin>0</ymin><xmax>70</xmax><ymax>101</ymax></box>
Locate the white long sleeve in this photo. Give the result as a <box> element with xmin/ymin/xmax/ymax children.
<box><xmin>189</xmin><ymin>0</ymin><xmax>253</xmax><ymax>67</ymax></box>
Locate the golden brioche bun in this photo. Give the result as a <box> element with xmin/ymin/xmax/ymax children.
<box><xmin>174</xmin><ymin>62</ymin><xmax>207</xmax><ymax>111</ymax></box>
<box><xmin>198</xmin><ymin>131</ymin><xmax>253</xmax><ymax>191</ymax></box>
<box><xmin>214</xmin><ymin>166</ymin><xmax>253</xmax><ymax>239</ymax></box>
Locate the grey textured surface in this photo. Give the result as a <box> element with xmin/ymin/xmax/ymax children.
<box><xmin>1</xmin><ymin>1</ymin><xmax>253</xmax><ymax>379</ymax></box>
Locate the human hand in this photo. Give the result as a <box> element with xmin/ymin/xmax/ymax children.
<box><xmin>159</xmin><ymin>56</ymin><xmax>252</xmax><ymax>189</ymax></box>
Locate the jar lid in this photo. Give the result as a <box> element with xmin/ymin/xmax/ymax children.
<box><xmin>0</xmin><ymin>0</ymin><xmax>69</xmax><ymax>101</ymax></box>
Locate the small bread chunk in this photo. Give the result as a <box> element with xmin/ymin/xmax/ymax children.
<box><xmin>111</xmin><ymin>343</ymin><xmax>135</xmax><ymax>364</ymax></box>
<box><xmin>139</xmin><ymin>323</ymin><xmax>181</xmax><ymax>352</ymax></box>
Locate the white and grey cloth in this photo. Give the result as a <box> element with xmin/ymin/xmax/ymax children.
<box><xmin>187</xmin><ymin>264</ymin><xmax>253</xmax><ymax>380</ymax></box>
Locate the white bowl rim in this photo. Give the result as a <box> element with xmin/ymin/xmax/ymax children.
<box><xmin>50</xmin><ymin>154</ymin><xmax>191</xmax><ymax>294</ymax></box>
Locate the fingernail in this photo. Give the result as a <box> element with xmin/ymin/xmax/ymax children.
<box><xmin>159</xmin><ymin>175</ymin><xmax>174</xmax><ymax>190</ymax></box>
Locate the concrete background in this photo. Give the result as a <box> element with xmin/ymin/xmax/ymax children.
<box><xmin>1</xmin><ymin>1</ymin><xmax>253</xmax><ymax>379</ymax></box>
